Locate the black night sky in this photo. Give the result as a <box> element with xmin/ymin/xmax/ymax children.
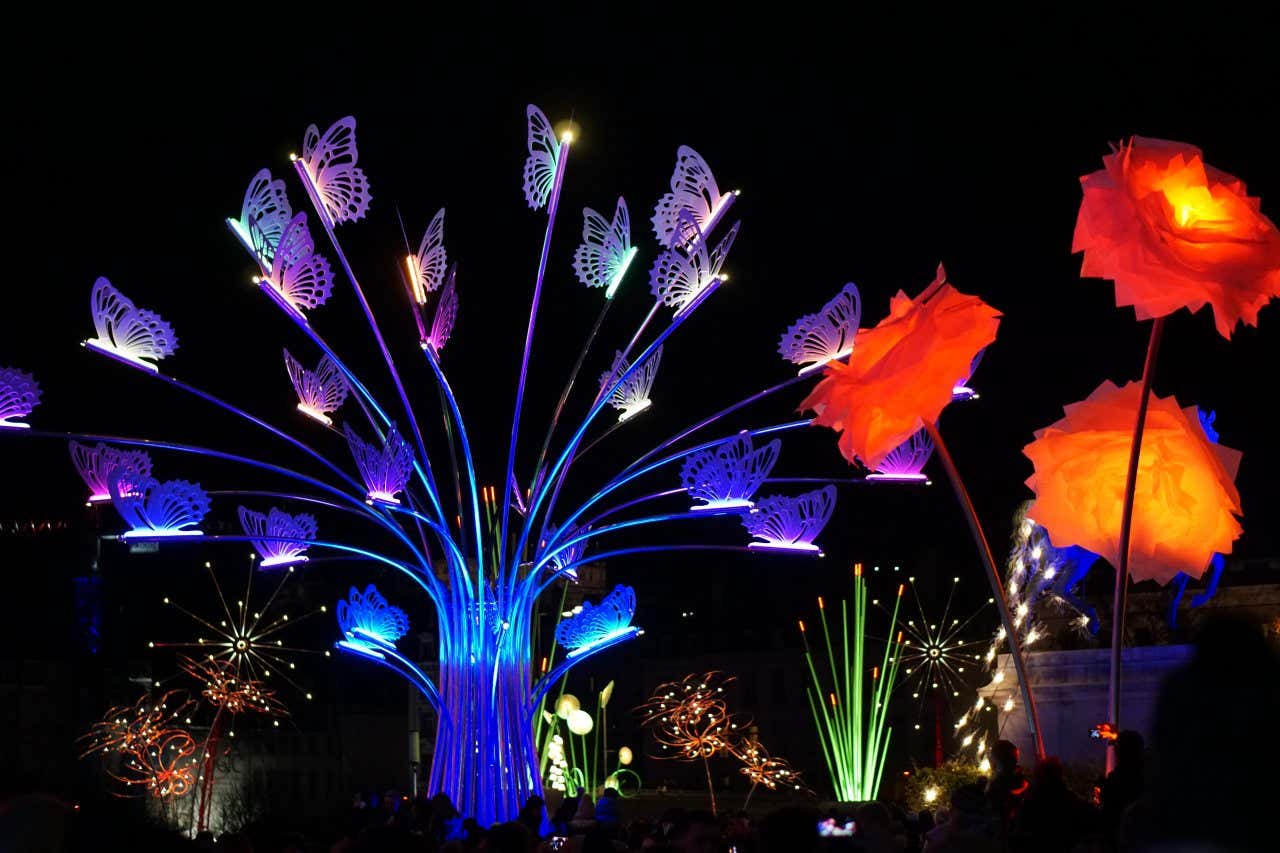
<box><xmin>3</xmin><ymin>16</ymin><xmax>1279</xmax><ymax>796</ymax></box>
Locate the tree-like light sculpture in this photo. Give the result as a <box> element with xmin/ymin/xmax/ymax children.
<box><xmin>238</xmin><ymin>506</ymin><xmax>317</xmax><ymax>568</ymax></box>
<box><xmin>867</xmin><ymin>430</ymin><xmax>934</xmax><ymax>483</ymax></box>
<box><xmin>284</xmin><ymin>349</ymin><xmax>349</xmax><ymax>426</ymax></box>
<box><xmin>680</xmin><ymin>432</ymin><xmax>780</xmax><ymax>511</ymax></box>
<box><xmin>70</xmin><ymin>441</ymin><xmax>152</xmax><ymax>503</ymax></box>
<box><xmin>799</xmin><ymin>563</ymin><xmax>905</xmax><ymax>802</ymax></box>
<box><xmin>0</xmin><ymin>367</ymin><xmax>40</xmax><ymax>430</ymax></box>
<box><xmin>83</xmin><ymin>278</ymin><xmax>179</xmax><ymax>373</ymax></box>
<box><xmin>3</xmin><ymin>107</ymin><xmax>848</xmax><ymax>825</ymax></box>
<box><xmin>742</xmin><ymin>486</ymin><xmax>837</xmax><ymax>553</ymax></box>
<box><xmin>779</xmin><ymin>282</ymin><xmax>862</xmax><ymax>375</ymax></box>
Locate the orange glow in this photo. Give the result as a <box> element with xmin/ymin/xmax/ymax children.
<box><xmin>897</xmin><ymin>631</ymin><xmax>904</xmax><ymax>643</ymax></box>
<box><xmin>829</xmin><ymin>692</ymin><xmax>837</xmax><ymax>707</ymax></box>
<box><xmin>801</xmin><ymin>265</ymin><xmax>1000</xmax><ymax>469</ymax></box>
<box><xmin>798</xmin><ymin>619</ymin><xmax>806</xmax><ymax>633</ymax></box>
<box><xmin>1024</xmin><ymin>380</ymin><xmax>1242</xmax><ymax>585</ymax></box>
<box><xmin>872</xmin><ymin>666</ymin><xmax>880</xmax><ymax>680</ymax></box>
<box><xmin>854</xmin><ymin>561</ymin><xmax>863</xmax><ymax>577</ymax></box>
<box><xmin>897</xmin><ymin>584</ymin><xmax>904</xmax><ymax>597</ymax></box>
<box><xmin>405</xmin><ymin>256</ymin><xmax>426</xmax><ymax>305</ymax></box>
<box><xmin>540</xmin><ymin>656</ymin><xmax>548</xmax><ymax>674</ymax></box>
<box><xmin>1074</xmin><ymin>136</ymin><xmax>1280</xmax><ymax>338</ymax></box>
<box><xmin>817</xmin><ymin>596</ymin><xmax>825</xmax><ymax>610</ymax></box>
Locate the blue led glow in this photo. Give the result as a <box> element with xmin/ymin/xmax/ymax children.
<box><xmin>554</xmin><ymin>585</ymin><xmax>638</xmax><ymax>652</ymax></box>
<box><xmin>336</xmin><ymin>584</ymin><xmax>410</xmax><ymax>649</ymax></box>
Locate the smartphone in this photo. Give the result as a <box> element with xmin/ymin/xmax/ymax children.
<box><xmin>549</xmin><ymin>837</ymin><xmax>567</xmax><ymax>850</ymax></box>
<box><xmin>817</xmin><ymin>818</ymin><xmax>856</xmax><ymax>837</ymax></box>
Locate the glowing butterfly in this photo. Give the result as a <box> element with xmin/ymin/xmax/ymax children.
<box><xmin>649</xmin><ymin>210</ymin><xmax>739</xmax><ymax>315</ymax></box>
<box><xmin>300</xmin><ymin>116</ymin><xmax>371</xmax><ymax>225</ymax></box>
<box><xmin>337</xmin><ymin>584</ymin><xmax>410</xmax><ymax>648</ymax></box>
<box><xmin>410</xmin><ymin>208</ymin><xmax>447</xmax><ymax>304</ymax></box>
<box><xmin>84</xmin><ymin>278</ymin><xmax>179</xmax><ymax>373</ymax></box>
<box><xmin>344</xmin><ymin>424</ymin><xmax>413</xmax><ymax>505</ymax></box>
<box><xmin>257</xmin><ymin>213</ymin><xmax>334</xmax><ymax>323</ymax></box>
<box><xmin>651</xmin><ymin>145</ymin><xmax>738</xmax><ymax>248</ymax></box>
<box><xmin>555</xmin><ymin>585</ymin><xmax>639</xmax><ymax>655</ymax></box>
<box><xmin>423</xmin><ymin>264</ymin><xmax>459</xmax><ymax>354</ymax></box>
<box><xmin>0</xmin><ymin>367</ymin><xmax>40</xmax><ymax>430</ymax></box>
<box><xmin>283</xmin><ymin>348</ymin><xmax>349</xmax><ymax>426</ymax></box>
<box><xmin>541</xmin><ymin>524</ymin><xmax>588</xmax><ymax>581</ymax></box>
<box><xmin>867</xmin><ymin>430</ymin><xmax>934</xmax><ymax>483</ymax></box>
<box><xmin>522</xmin><ymin>104</ymin><xmax>564</xmax><ymax>210</ymax></box>
<box><xmin>779</xmin><ymin>283</ymin><xmax>862</xmax><ymax>375</ymax></box>
<box><xmin>680</xmin><ymin>432</ymin><xmax>781</xmax><ymax>511</ymax></box>
<box><xmin>227</xmin><ymin>168</ymin><xmax>292</xmax><ymax>268</ymax></box>
<box><xmin>573</xmin><ymin>197</ymin><xmax>637</xmax><ymax>298</ymax></box>
<box><xmin>108</xmin><ymin>467</ymin><xmax>210</xmax><ymax>538</ymax></box>
<box><xmin>238</xmin><ymin>506</ymin><xmax>318</xmax><ymax>569</ymax></box>
<box><xmin>953</xmin><ymin>349</ymin><xmax>984</xmax><ymax>401</ymax></box>
<box><xmin>599</xmin><ymin>345</ymin><xmax>663</xmax><ymax>421</ymax></box>
<box><xmin>70</xmin><ymin>441</ymin><xmax>153</xmax><ymax>503</ymax></box>
<box><xmin>742</xmin><ymin>486</ymin><xmax>836</xmax><ymax>554</ymax></box>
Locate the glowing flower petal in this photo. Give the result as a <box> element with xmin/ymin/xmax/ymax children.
<box><xmin>1074</xmin><ymin>136</ymin><xmax>1280</xmax><ymax>338</ymax></box>
<box><xmin>801</xmin><ymin>265</ymin><xmax>1000</xmax><ymax>470</ymax></box>
<box><xmin>1023</xmin><ymin>380</ymin><xmax>1242</xmax><ymax>585</ymax></box>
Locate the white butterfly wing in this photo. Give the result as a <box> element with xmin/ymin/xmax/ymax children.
<box><xmin>302</xmin><ymin>117</ymin><xmax>371</xmax><ymax>224</ymax></box>
<box><xmin>779</xmin><ymin>282</ymin><xmax>862</xmax><ymax>366</ymax></box>
<box><xmin>414</xmin><ymin>208</ymin><xmax>447</xmax><ymax>298</ymax></box>
<box><xmin>651</xmin><ymin>146</ymin><xmax>724</xmax><ymax>246</ymax></box>
<box><xmin>240</xmin><ymin>169</ymin><xmax>291</xmax><ymax>261</ymax></box>
<box><xmin>429</xmin><ymin>266</ymin><xmax>459</xmax><ymax>352</ymax></box>
<box><xmin>522</xmin><ymin>105</ymin><xmax>561</xmax><ymax>210</ymax></box>
<box><xmin>90</xmin><ymin>278</ymin><xmax>135</xmax><ymax>345</ymax></box>
<box><xmin>272</xmin><ymin>213</ymin><xmax>334</xmax><ymax>311</ymax></box>
<box><xmin>573</xmin><ymin>206</ymin><xmax>618</xmax><ymax>289</ymax></box>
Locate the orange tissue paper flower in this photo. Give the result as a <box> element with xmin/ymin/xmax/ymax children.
<box><xmin>1073</xmin><ymin>136</ymin><xmax>1280</xmax><ymax>338</ymax></box>
<box><xmin>1023</xmin><ymin>380</ymin><xmax>1242</xmax><ymax>585</ymax></box>
<box><xmin>800</xmin><ymin>265</ymin><xmax>1000</xmax><ymax>470</ymax></box>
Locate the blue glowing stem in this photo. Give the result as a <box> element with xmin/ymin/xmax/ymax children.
<box><xmin>336</xmin><ymin>640</ymin><xmax>448</xmax><ymax>720</ymax></box>
<box><xmin>517</xmin><ymin>280</ymin><xmax>725</xmax><ymax>585</ymax></box>
<box><xmin>533</xmin><ymin>508</ymin><xmax>746</xmax><ymax>575</ymax></box>
<box><xmin>594</xmin><ymin>303</ymin><xmax>661</xmax><ymax>407</ymax></box>
<box><xmin>576</xmin><ymin>488</ymin><xmax>687</xmax><ymax>531</ymax></box>
<box><xmin>292</xmin><ymin>161</ymin><xmax>447</xmax><ymax>529</ymax></box>
<box><xmin>144</xmin><ymin>369</ymin><xmax>365</xmax><ymax>495</ymax></box>
<box><xmin>499</xmin><ymin>139</ymin><xmax>571</xmax><ymax>582</ymax></box>
<box><xmin>530</xmin><ymin>543</ymin><xmax>754</xmax><ymax>603</ymax></box>
<box><xmin>622</xmin><ymin>374</ymin><xmax>809</xmax><ymax>477</ymax></box>
<box><xmin>543</xmin><ymin>420</ymin><xmax>810</xmax><ymax>555</ymax></box>
<box><xmin>423</xmin><ymin>345</ymin><xmax>483</xmax><ymax>597</ymax></box>
<box><xmin>120</xmin><ymin>532</ymin><xmax>445</xmax><ymax>613</ymax></box>
<box><xmin>763</xmin><ymin>477</ymin><xmax>872</xmax><ymax>485</ymax></box>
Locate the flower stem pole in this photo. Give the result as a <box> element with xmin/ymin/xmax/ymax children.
<box><xmin>703</xmin><ymin>756</ymin><xmax>717</xmax><ymax>816</ymax></box>
<box><xmin>1108</xmin><ymin>317</ymin><xmax>1165</xmax><ymax>772</ymax></box>
<box><xmin>923</xmin><ymin>420</ymin><xmax>1045</xmax><ymax>760</ymax></box>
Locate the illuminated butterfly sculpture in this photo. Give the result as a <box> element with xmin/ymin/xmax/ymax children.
<box><xmin>83</xmin><ymin>278</ymin><xmax>179</xmax><ymax>373</ymax></box>
<box><xmin>953</xmin><ymin>350</ymin><xmax>984</xmax><ymax>401</ymax></box>
<box><xmin>255</xmin><ymin>213</ymin><xmax>334</xmax><ymax>323</ymax></box>
<box><xmin>5</xmin><ymin>106</ymin><xmax>861</xmax><ymax>826</ymax></box>
<box><xmin>338</xmin><ymin>584</ymin><xmax>410</xmax><ymax>649</ymax></box>
<box><xmin>298</xmin><ymin>116</ymin><xmax>371</xmax><ymax>226</ymax></box>
<box><xmin>867</xmin><ymin>430</ymin><xmax>934</xmax><ymax>483</ymax></box>
<box><xmin>238</xmin><ymin>506</ymin><xmax>317</xmax><ymax>569</ymax></box>
<box><xmin>650</xmin><ymin>210</ymin><xmax>740</xmax><ymax>315</ymax></box>
<box><xmin>651</xmin><ymin>145</ymin><xmax>740</xmax><ymax>248</ymax></box>
<box><xmin>0</xmin><ymin>367</ymin><xmax>41</xmax><ymax>430</ymax></box>
<box><xmin>70</xmin><ymin>441</ymin><xmax>153</xmax><ymax>503</ymax></box>
<box><xmin>409</xmin><ymin>208</ymin><xmax>447</xmax><ymax>304</ymax></box>
<box><xmin>344</xmin><ymin>424</ymin><xmax>413</xmax><ymax>505</ymax></box>
<box><xmin>226</xmin><ymin>168</ymin><xmax>292</xmax><ymax>266</ymax></box>
<box><xmin>600</xmin><ymin>346</ymin><xmax>662</xmax><ymax>421</ymax></box>
<box><xmin>284</xmin><ymin>348</ymin><xmax>349</xmax><ymax>426</ymax></box>
<box><xmin>742</xmin><ymin>486</ymin><xmax>837</xmax><ymax>554</ymax></box>
<box><xmin>573</xmin><ymin>197</ymin><xmax>637</xmax><ymax>298</ymax></box>
<box><xmin>554</xmin><ymin>584</ymin><xmax>640</xmax><ymax>656</ymax></box>
<box><xmin>680</xmin><ymin>432</ymin><xmax>781</xmax><ymax>511</ymax></box>
<box><xmin>108</xmin><ymin>467</ymin><xmax>210</xmax><ymax>539</ymax></box>
<box><xmin>779</xmin><ymin>283</ymin><xmax>862</xmax><ymax>375</ymax></box>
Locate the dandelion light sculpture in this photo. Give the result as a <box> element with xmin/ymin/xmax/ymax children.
<box><xmin>3</xmin><ymin>105</ymin><xmax>846</xmax><ymax>825</ymax></box>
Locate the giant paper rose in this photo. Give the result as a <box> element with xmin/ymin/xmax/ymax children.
<box><xmin>1023</xmin><ymin>380</ymin><xmax>1242</xmax><ymax>585</ymax></box>
<box><xmin>801</xmin><ymin>265</ymin><xmax>1000</xmax><ymax>469</ymax></box>
<box><xmin>1073</xmin><ymin>136</ymin><xmax>1280</xmax><ymax>338</ymax></box>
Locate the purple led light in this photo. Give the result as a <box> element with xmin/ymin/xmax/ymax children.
<box><xmin>107</xmin><ymin>466</ymin><xmax>210</xmax><ymax>537</ymax></box>
<box><xmin>300</xmin><ymin>117</ymin><xmax>372</xmax><ymax>226</ymax></box>
<box><xmin>258</xmin><ymin>213</ymin><xmax>333</xmax><ymax>321</ymax></box>
<box><xmin>649</xmin><ymin>210</ymin><xmax>740</xmax><ymax>315</ymax></box>
<box><xmin>421</xmin><ymin>265</ymin><xmax>458</xmax><ymax>354</ymax></box>
<box><xmin>0</xmin><ymin>367</ymin><xmax>41</xmax><ymax>430</ymax></box>
<box><xmin>84</xmin><ymin>278</ymin><xmax>178</xmax><ymax>374</ymax></box>
<box><xmin>344</xmin><ymin>424</ymin><xmax>413</xmax><ymax>506</ymax></box>
<box><xmin>283</xmin><ymin>349</ymin><xmax>349</xmax><ymax>426</ymax></box>
<box><xmin>70</xmin><ymin>441</ymin><xmax>152</xmax><ymax>504</ymax></box>
<box><xmin>741</xmin><ymin>486</ymin><xmax>835</xmax><ymax>554</ymax></box>
<box><xmin>680</xmin><ymin>431</ymin><xmax>780</xmax><ymax>511</ymax></box>
<box><xmin>238</xmin><ymin>506</ymin><xmax>318</xmax><ymax>569</ymax></box>
<box><xmin>779</xmin><ymin>283</ymin><xmax>862</xmax><ymax>375</ymax></box>
<box><xmin>651</xmin><ymin>146</ymin><xmax>736</xmax><ymax>248</ymax></box>
<box><xmin>867</xmin><ymin>430</ymin><xmax>934</xmax><ymax>483</ymax></box>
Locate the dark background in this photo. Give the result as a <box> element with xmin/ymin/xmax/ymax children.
<box><xmin>3</xmin><ymin>16</ymin><xmax>1278</xmax><ymax>797</ymax></box>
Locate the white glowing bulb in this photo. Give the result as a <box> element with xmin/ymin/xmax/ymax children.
<box><xmin>924</xmin><ymin>786</ymin><xmax>939</xmax><ymax>804</ymax></box>
<box><xmin>1003</xmin><ymin>698</ymin><xmax>1015</xmax><ymax>712</ymax></box>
